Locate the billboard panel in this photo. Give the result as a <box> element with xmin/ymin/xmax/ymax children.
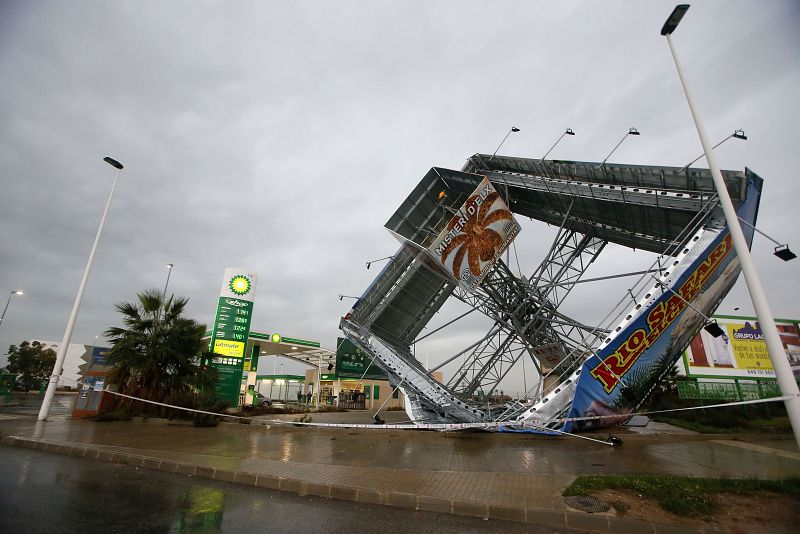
<box><xmin>563</xmin><ymin>172</ymin><xmax>763</xmax><ymax>432</ymax></box>
<box><xmin>564</xmin><ymin>230</ymin><xmax>738</xmax><ymax>432</ymax></box>
<box><xmin>683</xmin><ymin>317</ymin><xmax>800</xmax><ymax>380</ymax></box>
<box><xmin>336</xmin><ymin>337</ymin><xmax>387</xmax><ymax>380</ymax></box>
<box><xmin>428</xmin><ymin>177</ymin><xmax>521</xmax><ymax>292</ymax></box>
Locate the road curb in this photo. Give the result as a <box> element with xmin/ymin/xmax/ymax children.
<box><xmin>1</xmin><ymin>435</ymin><xmax>702</xmax><ymax>533</ymax></box>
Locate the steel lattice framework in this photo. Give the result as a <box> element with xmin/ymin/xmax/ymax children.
<box><xmin>341</xmin><ymin>154</ymin><xmax>760</xmax><ymax>427</ymax></box>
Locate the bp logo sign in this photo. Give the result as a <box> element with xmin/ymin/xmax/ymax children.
<box><xmin>229</xmin><ymin>275</ymin><xmax>251</xmax><ymax>296</ymax></box>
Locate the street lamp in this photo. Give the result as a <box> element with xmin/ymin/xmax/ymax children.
<box><xmin>661</xmin><ymin>4</ymin><xmax>800</xmax><ymax>447</ymax></box>
<box><xmin>598</xmin><ymin>127</ymin><xmax>640</xmax><ymax>168</ymax></box>
<box><xmin>540</xmin><ymin>128</ymin><xmax>576</xmax><ymax>162</ymax></box>
<box><xmin>489</xmin><ymin>126</ymin><xmax>520</xmax><ymax>160</ymax></box>
<box><xmin>338</xmin><ymin>294</ymin><xmax>359</xmax><ymax>301</ymax></box>
<box><xmin>38</xmin><ymin>156</ymin><xmax>124</xmax><ymax>421</ymax></box>
<box><xmin>735</xmin><ymin>217</ymin><xmax>796</xmax><ymax>262</ymax></box>
<box><xmin>677</xmin><ymin>129</ymin><xmax>747</xmax><ymax>172</ymax></box>
<box><xmin>0</xmin><ymin>290</ymin><xmax>24</xmax><ymax>328</ymax></box>
<box><xmin>366</xmin><ymin>255</ymin><xmax>393</xmax><ymax>270</ymax></box>
<box><xmin>163</xmin><ymin>263</ymin><xmax>174</xmax><ymax>297</ymax></box>
<box><xmin>652</xmin><ymin>276</ymin><xmax>725</xmax><ymax>338</ymax></box>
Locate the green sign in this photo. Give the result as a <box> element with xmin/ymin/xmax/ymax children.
<box><xmin>247</xmin><ymin>344</ymin><xmax>260</xmax><ymax>372</ymax></box>
<box><xmin>213</xmin><ymin>359</ymin><xmax>245</xmax><ymax>405</ymax></box>
<box><xmin>210</xmin><ymin>297</ymin><xmax>253</xmax><ymax>357</ymax></box>
<box><xmin>209</xmin><ymin>269</ymin><xmax>257</xmax><ymax>406</ymax></box>
<box><xmin>335</xmin><ymin>337</ymin><xmax>387</xmax><ymax>380</ymax></box>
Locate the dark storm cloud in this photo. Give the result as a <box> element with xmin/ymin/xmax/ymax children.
<box><xmin>1</xmin><ymin>1</ymin><xmax>798</xmax><ymax>394</ymax></box>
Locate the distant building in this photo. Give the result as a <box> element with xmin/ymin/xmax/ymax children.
<box><xmin>32</xmin><ymin>341</ymin><xmax>90</xmax><ymax>390</ymax></box>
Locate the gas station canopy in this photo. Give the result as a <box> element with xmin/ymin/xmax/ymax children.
<box><xmin>203</xmin><ymin>330</ymin><xmax>334</xmax><ymax>367</ymax></box>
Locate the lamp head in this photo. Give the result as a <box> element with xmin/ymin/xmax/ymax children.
<box><xmin>365</xmin><ymin>262</ymin><xmax>371</xmax><ymax>270</ymax></box>
<box><xmin>339</xmin><ymin>294</ymin><xmax>344</xmax><ymax>301</ymax></box>
<box><xmin>628</xmin><ymin>127</ymin><xmax>640</xmax><ymax>136</ymax></box>
<box><xmin>103</xmin><ymin>156</ymin><xmax>124</xmax><ymax>170</ymax></box>
<box><xmin>733</xmin><ymin>129</ymin><xmax>747</xmax><ymax>140</ymax></box>
<box><xmin>13</xmin><ymin>289</ymin><xmax>24</xmax><ymax>295</ymax></box>
<box><xmin>774</xmin><ymin>245</ymin><xmax>796</xmax><ymax>262</ymax></box>
<box><xmin>661</xmin><ymin>4</ymin><xmax>690</xmax><ymax>35</ymax></box>
<box><xmin>703</xmin><ymin>320</ymin><xmax>725</xmax><ymax>338</ymax></box>
<box><xmin>511</xmin><ymin>127</ymin><xmax>520</xmax><ymax>132</ymax></box>
<box><xmin>565</xmin><ymin>128</ymin><xmax>575</xmax><ymax>136</ymax></box>
<box><xmin>166</xmin><ymin>263</ymin><xmax>174</xmax><ymax>269</ymax></box>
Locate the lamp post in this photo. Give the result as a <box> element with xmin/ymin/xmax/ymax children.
<box><xmin>540</xmin><ymin>128</ymin><xmax>576</xmax><ymax>162</ymax></box>
<box><xmin>0</xmin><ymin>290</ymin><xmax>24</xmax><ymax>328</ymax></box>
<box><xmin>38</xmin><ymin>156</ymin><xmax>124</xmax><ymax>421</ymax></box>
<box><xmin>677</xmin><ymin>129</ymin><xmax>747</xmax><ymax>172</ymax></box>
<box><xmin>489</xmin><ymin>126</ymin><xmax>520</xmax><ymax>160</ymax></box>
<box><xmin>365</xmin><ymin>256</ymin><xmax>393</xmax><ymax>270</ymax></box>
<box><xmin>661</xmin><ymin>4</ymin><xmax>800</xmax><ymax>447</ymax></box>
<box><xmin>599</xmin><ymin>127</ymin><xmax>640</xmax><ymax>167</ymax></box>
<box><xmin>163</xmin><ymin>263</ymin><xmax>174</xmax><ymax>297</ymax></box>
<box><xmin>735</xmin><ymin>217</ymin><xmax>796</xmax><ymax>262</ymax></box>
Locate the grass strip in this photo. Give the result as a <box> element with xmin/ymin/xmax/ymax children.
<box><xmin>563</xmin><ymin>475</ymin><xmax>800</xmax><ymax>516</ymax></box>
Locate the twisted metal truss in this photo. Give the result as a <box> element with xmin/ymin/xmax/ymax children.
<box><xmin>445</xmin><ymin>228</ymin><xmax>606</xmax><ymax>400</ymax></box>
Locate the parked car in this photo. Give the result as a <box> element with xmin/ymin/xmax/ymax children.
<box><xmin>251</xmin><ymin>392</ymin><xmax>272</xmax><ymax>407</ymax></box>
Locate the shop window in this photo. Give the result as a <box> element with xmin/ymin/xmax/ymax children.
<box><xmin>364</xmin><ymin>386</ymin><xmax>371</xmax><ymax>400</ymax></box>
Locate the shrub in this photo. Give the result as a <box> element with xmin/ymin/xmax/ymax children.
<box><xmin>92</xmin><ymin>406</ymin><xmax>135</xmax><ymax>422</ymax></box>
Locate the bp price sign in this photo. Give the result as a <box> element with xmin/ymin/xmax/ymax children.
<box><xmin>209</xmin><ymin>268</ymin><xmax>257</xmax><ymax>405</ymax></box>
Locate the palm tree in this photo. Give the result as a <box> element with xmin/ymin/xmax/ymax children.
<box><xmin>613</xmin><ymin>352</ymin><xmax>680</xmax><ymax>411</ymax></box>
<box><xmin>105</xmin><ymin>290</ymin><xmax>216</xmax><ymax>404</ymax></box>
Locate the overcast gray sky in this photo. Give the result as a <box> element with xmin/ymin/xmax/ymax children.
<box><xmin>1</xmin><ymin>1</ymin><xmax>798</xmax><ymax>393</ymax></box>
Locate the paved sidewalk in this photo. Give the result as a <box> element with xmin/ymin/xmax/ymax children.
<box><xmin>1</xmin><ymin>414</ymin><xmax>798</xmax><ymax>533</ymax></box>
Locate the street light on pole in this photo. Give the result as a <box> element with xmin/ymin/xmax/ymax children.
<box><xmin>540</xmin><ymin>128</ymin><xmax>576</xmax><ymax>162</ymax></box>
<box><xmin>38</xmin><ymin>156</ymin><xmax>124</xmax><ymax>422</ymax></box>
<box><xmin>661</xmin><ymin>4</ymin><xmax>800</xmax><ymax>448</ymax></box>
<box><xmin>365</xmin><ymin>256</ymin><xmax>393</xmax><ymax>270</ymax></box>
<box><xmin>677</xmin><ymin>129</ymin><xmax>747</xmax><ymax>172</ymax></box>
<box><xmin>598</xmin><ymin>127</ymin><xmax>640</xmax><ymax>168</ymax></box>
<box><xmin>489</xmin><ymin>126</ymin><xmax>520</xmax><ymax>160</ymax></box>
<box><xmin>0</xmin><ymin>290</ymin><xmax>24</xmax><ymax>328</ymax></box>
<box><xmin>163</xmin><ymin>263</ymin><xmax>174</xmax><ymax>298</ymax></box>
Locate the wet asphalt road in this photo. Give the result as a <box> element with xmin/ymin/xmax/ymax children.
<box><xmin>0</xmin><ymin>447</ymin><xmax>576</xmax><ymax>534</ymax></box>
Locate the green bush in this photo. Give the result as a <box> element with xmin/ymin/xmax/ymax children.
<box><xmin>161</xmin><ymin>391</ymin><xmax>230</xmax><ymax>427</ymax></box>
<box><xmin>92</xmin><ymin>406</ymin><xmax>135</xmax><ymax>422</ymax></box>
<box><xmin>191</xmin><ymin>394</ymin><xmax>230</xmax><ymax>427</ymax></box>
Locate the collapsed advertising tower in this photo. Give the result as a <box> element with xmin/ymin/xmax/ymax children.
<box><xmin>340</xmin><ymin>154</ymin><xmax>762</xmax><ymax>431</ymax></box>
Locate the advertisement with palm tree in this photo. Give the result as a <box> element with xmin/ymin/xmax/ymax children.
<box><xmin>430</xmin><ymin>177</ymin><xmax>521</xmax><ymax>291</ymax></box>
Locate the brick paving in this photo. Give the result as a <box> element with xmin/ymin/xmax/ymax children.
<box><xmin>1</xmin><ymin>414</ymin><xmax>799</xmax><ymax>533</ymax></box>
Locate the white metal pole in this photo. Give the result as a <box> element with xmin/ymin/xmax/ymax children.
<box><xmin>666</xmin><ymin>33</ymin><xmax>800</xmax><ymax>447</ymax></box>
<box><xmin>39</xmin><ymin>165</ymin><xmax>123</xmax><ymax>421</ymax></box>
<box><xmin>0</xmin><ymin>291</ymin><xmax>18</xmax><ymax>327</ymax></box>
<box><xmin>163</xmin><ymin>264</ymin><xmax>173</xmax><ymax>297</ymax></box>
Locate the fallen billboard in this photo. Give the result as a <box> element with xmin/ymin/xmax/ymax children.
<box><xmin>563</xmin><ymin>174</ymin><xmax>761</xmax><ymax>432</ymax></box>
